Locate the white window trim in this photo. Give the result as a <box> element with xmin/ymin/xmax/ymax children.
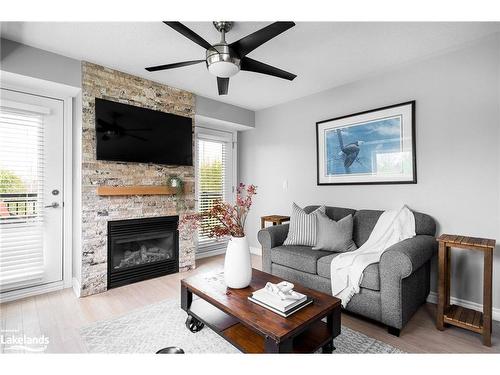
<box><xmin>194</xmin><ymin>124</ymin><xmax>237</xmax><ymax>258</ymax></box>
<box><xmin>0</xmin><ymin>71</ymin><xmax>80</xmax><ymax>302</ymax></box>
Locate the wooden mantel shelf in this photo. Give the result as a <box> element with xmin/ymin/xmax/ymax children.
<box><xmin>97</xmin><ymin>184</ymin><xmax>191</xmax><ymax>196</ymax></box>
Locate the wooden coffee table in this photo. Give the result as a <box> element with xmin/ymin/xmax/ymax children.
<box><xmin>180</xmin><ymin>268</ymin><xmax>341</xmax><ymax>353</ymax></box>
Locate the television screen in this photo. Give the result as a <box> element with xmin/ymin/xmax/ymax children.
<box><xmin>95</xmin><ymin>98</ymin><xmax>193</xmax><ymax>165</ymax></box>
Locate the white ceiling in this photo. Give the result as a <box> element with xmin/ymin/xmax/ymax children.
<box><xmin>1</xmin><ymin>22</ymin><xmax>499</xmax><ymax>110</ymax></box>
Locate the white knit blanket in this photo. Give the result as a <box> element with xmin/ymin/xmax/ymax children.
<box><xmin>330</xmin><ymin>206</ymin><xmax>416</xmax><ymax>307</ymax></box>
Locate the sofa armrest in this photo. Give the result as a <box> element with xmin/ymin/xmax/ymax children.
<box><xmin>379</xmin><ymin>235</ymin><xmax>437</xmax><ymax>328</ymax></box>
<box><xmin>257</xmin><ymin>224</ymin><xmax>289</xmax><ymax>273</ymax></box>
<box><xmin>380</xmin><ymin>235</ymin><xmax>437</xmax><ymax>279</ymax></box>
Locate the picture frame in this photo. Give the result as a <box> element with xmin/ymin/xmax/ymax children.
<box><xmin>316</xmin><ymin>101</ymin><xmax>416</xmax><ymax>185</ymax></box>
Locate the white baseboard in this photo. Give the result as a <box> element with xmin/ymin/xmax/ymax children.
<box><xmin>72</xmin><ymin>277</ymin><xmax>81</xmax><ymax>298</ymax></box>
<box><xmin>427</xmin><ymin>291</ymin><xmax>500</xmax><ymax>322</ymax></box>
<box><xmin>196</xmin><ymin>248</ymin><xmax>226</xmax><ymax>260</ymax></box>
<box><xmin>250</xmin><ymin>246</ymin><xmax>262</xmax><ymax>256</ymax></box>
<box><xmin>0</xmin><ymin>281</ymin><xmax>64</xmax><ymax>303</ymax></box>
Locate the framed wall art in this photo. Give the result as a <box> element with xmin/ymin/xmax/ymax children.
<box><xmin>316</xmin><ymin>101</ymin><xmax>416</xmax><ymax>185</ymax></box>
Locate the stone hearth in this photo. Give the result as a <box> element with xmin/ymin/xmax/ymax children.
<box><xmin>79</xmin><ymin>62</ymin><xmax>196</xmax><ymax>297</ymax></box>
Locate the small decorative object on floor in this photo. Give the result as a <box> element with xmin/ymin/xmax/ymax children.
<box><xmin>260</xmin><ymin>215</ymin><xmax>290</xmax><ymax>229</ymax></box>
<box><xmin>436</xmin><ymin>234</ymin><xmax>496</xmax><ymax>346</ymax></box>
<box><xmin>179</xmin><ymin>183</ymin><xmax>257</xmax><ymax>289</ymax></box>
<box><xmin>156</xmin><ymin>346</ymin><xmax>185</xmax><ymax>354</ymax></box>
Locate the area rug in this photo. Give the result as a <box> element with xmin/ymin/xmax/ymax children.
<box><xmin>80</xmin><ymin>299</ymin><xmax>403</xmax><ymax>354</ymax></box>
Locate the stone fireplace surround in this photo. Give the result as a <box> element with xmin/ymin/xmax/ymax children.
<box><xmin>79</xmin><ymin>62</ymin><xmax>196</xmax><ymax>297</ymax></box>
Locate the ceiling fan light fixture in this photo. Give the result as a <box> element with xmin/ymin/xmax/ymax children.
<box><xmin>206</xmin><ymin>43</ymin><xmax>240</xmax><ymax>78</ymax></box>
<box><xmin>207</xmin><ymin>61</ymin><xmax>240</xmax><ymax>78</ymax></box>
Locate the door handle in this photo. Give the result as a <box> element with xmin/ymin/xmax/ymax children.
<box><xmin>44</xmin><ymin>202</ymin><xmax>60</xmax><ymax>208</ymax></box>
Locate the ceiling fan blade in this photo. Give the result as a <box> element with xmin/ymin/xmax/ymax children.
<box><xmin>240</xmin><ymin>57</ymin><xmax>297</xmax><ymax>81</ymax></box>
<box><xmin>145</xmin><ymin>60</ymin><xmax>205</xmax><ymax>72</ymax></box>
<box><xmin>163</xmin><ymin>22</ymin><xmax>212</xmax><ymax>50</ymax></box>
<box><xmin>217</xmin><ymin>77</ymin><xmax>229</xmax><ymax>95</ymax></box>
<box><xmin>230</xmin><ymin>22</ymin><xmax>295</xmax><ymax>57</ymax></box>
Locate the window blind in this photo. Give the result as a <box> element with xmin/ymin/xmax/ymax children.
<box><xmin>196</xmin><ymin>137</ymin><xmax>228</xmax><ymax>250</ymax></box>
<box><xmin>0</xmin><ymin>107</ymin><xmax>45</xmax><ymax>286</ymax></box>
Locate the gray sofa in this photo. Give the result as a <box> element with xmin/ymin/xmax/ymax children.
<box><xmin>258</xmin><ymin>206</ymin><xmax>437</xmax><ymax>336</ymax></box>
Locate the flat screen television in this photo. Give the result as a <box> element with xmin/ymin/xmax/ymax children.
<box><xmin>95</xmin><ymin>98</ymin><xmax>193</xmax><ymax>165</ymax></box>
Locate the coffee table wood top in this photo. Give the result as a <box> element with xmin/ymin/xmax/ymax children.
<box><xmin>181</xmin><ymin>268</ymin><xmax>341</xmax><ymax>342</ymax></box>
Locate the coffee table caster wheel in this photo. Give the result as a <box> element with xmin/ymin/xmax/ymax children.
<box><xmin>185</xmin><ymin>315</ymin><xmax>204</xmax><ymax>332</ymax></box>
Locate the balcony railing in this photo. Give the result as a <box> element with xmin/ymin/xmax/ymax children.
<box><xmin>0</xmin><ymin>193</ymin><xmax>38</xmax><ymax>221</ymax></box>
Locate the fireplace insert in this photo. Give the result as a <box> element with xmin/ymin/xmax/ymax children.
<box><xmin>107</xmin><ymin>216</ymin><xmax>179</xmax><ymax>289</ymax></box>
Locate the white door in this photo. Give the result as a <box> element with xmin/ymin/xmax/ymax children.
<box><xmin>195</xmin><ymin>128</ymin><xmax>235</xmax><ymax>254</ymax></box>
<box><xmin>0</xmin><ymin>88</ymin><xmax>64</xmax><ymax>293</ymax></box>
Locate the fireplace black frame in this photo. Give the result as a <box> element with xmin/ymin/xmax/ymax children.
<box><xmin>107</xmin><ymin>216</ymin><xmax>179</xmax><ymax>289</ymax></box>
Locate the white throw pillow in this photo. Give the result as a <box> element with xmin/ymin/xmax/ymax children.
<box><xmin>283</xmin><ymin>203</ymin><xmax>325</xmax><ymax>246</ymax></box>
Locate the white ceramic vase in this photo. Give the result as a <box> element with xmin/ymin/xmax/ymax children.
<box><xmin>224</xmin><ymin>236</ymin><xmax>252</xmax><ymax>289</ymax></box>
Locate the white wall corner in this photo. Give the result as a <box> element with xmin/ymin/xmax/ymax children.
<box><xmin>250</xmin><ymin>246</ymin><xmax>262</xmax><ymax>256</ymax></box>
<box><xmin>72</xmin><ymin>277</ymin><xmax>81</xmax><ymax>298</ymax></box>
<box><xmin>427</xmin><ymin>291</ymin><xmax>500</xmax><ymax>322</ymax></box>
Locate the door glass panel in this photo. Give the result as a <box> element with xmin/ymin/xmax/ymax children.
<box><xmin>0</xmin><ymin>89</ymin><xmax>64</xmax><ymax>294</ymax></box>
<box><xmin>0</xmin><ymin>108</ymin><xmax>45</xmax><ymax>286</ymax></box>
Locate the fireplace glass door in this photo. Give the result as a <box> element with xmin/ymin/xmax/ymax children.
<box><xmin>107</xmin><ymin>216</ymin><xmax>179</xmax><ymax>289</ymax></box>
<box><xmin>111</xmin><ymin>232</ymin><xmax>175</xmax><ymax>271</ymax></box>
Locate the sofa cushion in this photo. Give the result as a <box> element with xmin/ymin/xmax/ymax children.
<box><xmin>283</xmin><ymin>203</ymin><xmax>325</xmax><ymax>246</ymax></box>
<box><xmin>271</xmin><ymin>245</ymin><xmax>330</xmax><ymax>274</ymax></box>
<box><xmin>317</xmin><ymin>254</ymin><xmax>380</xmax><ymax>291</ymax></box>
<box><xmin>353</xmin><ymin>209</ymin><xmax>437</xmax><ymax>247</ymax></box>
<box><xmin>316</xmin><ymin>253</ymin><xmax>341</xmax><ymax>278</ymax></box>
<box><xmin>313</xmin><ymin>212</ymin><xmax>357</xmax><ymax>252</ymax></box>
<box><xmin>353</xmin><ymin>210</ymin><xmax>383</xmax><ymax>247</ymax></box>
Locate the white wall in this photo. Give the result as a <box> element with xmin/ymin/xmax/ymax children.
<box><xmin>1</xmin><ymin>38</ymin><xmax>82</xmax><ymax>88</ymax></box>
<box><xmin>239</xmin><ymin>34</ymin><xmax>500</xmax><ymax>310</ymax></box>
<box><xmin>196</xmin><ymin>95</ymin><xmax>255</xmax><ymax>129</ymax></box>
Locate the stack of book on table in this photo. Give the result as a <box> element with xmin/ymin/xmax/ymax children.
<box><xmin>248</xmin><ymin>287</ymin><xmax>313</xmax><ymax>317</ymax></box>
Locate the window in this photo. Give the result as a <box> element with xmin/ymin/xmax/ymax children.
<box><xmin>195</xmin><ymin>128</ymin><xmax>235</xmax><ymax>253</ymax></box>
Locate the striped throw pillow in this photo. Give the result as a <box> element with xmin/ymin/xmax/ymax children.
<box><xmin>283</xmin><ymin>203</ymin><xmax>326</xmax><ymax>246</ymax></box>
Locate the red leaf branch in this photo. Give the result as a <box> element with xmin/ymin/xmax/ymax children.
<box><xmin>179</xmin><ymin>183</ymin><xmax>257</xmax><ymax>239</ymax></box>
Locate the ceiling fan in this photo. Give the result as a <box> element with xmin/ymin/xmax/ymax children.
<box><xmin>145</xmin><ymin>21</ymin><xmax>297</xmax><ymax>95</ymax></box>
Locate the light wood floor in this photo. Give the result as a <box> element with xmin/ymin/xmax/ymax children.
<box><xmin>1</xmin><ymin>254</ymin><xmax>498</xmax><ymax>353</ymax></box>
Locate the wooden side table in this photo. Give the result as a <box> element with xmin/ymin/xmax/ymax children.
<box><xmin>260</xmin><ymin>215</ymin><xmax>290</xmax><ymax>229</ymax></box>
<box><xmin>436</xmin><ymin>234</ymin><xmax>496</xmax><ymax>346</ymax></box>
